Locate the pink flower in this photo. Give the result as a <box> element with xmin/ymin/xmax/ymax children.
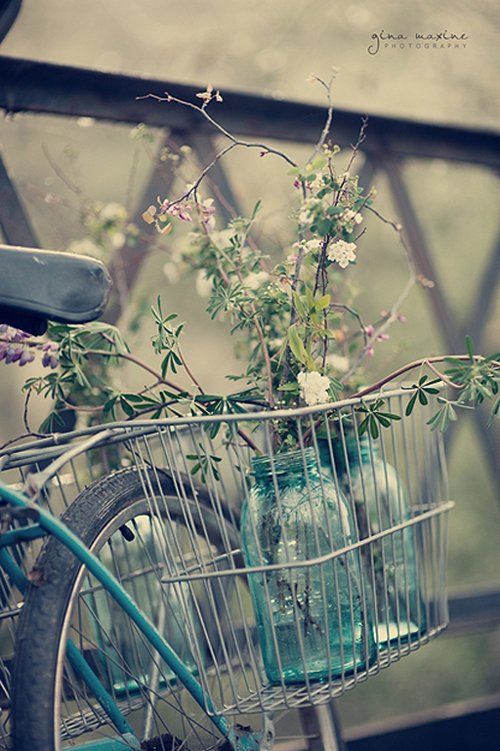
<box><xmin>366</xmin><ymin>324</ymin><xmax>374</xmax><ymax>337</ymax></box>
<box><xmin>367</xmin><ymin>347</ymin><xmax>375</xmax><ymax>358</ymax></box>
<box><xmin>377</xmin><ymin>333</ymin><xmax>390</xmax><ymax>341</ymax></box>
<box><xmin>198</xmin><ymin>199</ymin><xmax>216</xmax><ymax>231</ymax></box>
<box><xmin>162</xmin><ymin>201</ymin><xmax>193</xmax><ymax>222</ymax></box>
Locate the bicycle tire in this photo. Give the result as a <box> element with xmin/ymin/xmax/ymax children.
<box><xmin>11</xmin><ymin>466</ymin><xmax>244</xmax><ymax>751</ymax></box>
<box><xmin>12</xmin><ymin>464</ymin><xmax>348</xmax><ymax>751</ymax></box>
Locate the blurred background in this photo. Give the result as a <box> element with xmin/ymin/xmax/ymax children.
<box><xmin>1</xmin><ymin>0</ymin><xmax>500</xmax><ymax>738</ymax></box>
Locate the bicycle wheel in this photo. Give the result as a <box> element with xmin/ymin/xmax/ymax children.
<box><xmin>11</xmin><ymin>466</ymin><xmax>245</xmax><ymax>751</ymax></box>
<box><xmin>12</xmin><ymin>464</ymin><xmax>348</xmax><ymax>751</ymax></box>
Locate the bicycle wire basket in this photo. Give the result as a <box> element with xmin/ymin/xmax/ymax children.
<box><xmin>0</xmin><ymin>386</ymin><xmax>452</xmax><ymax>746</ymax></box>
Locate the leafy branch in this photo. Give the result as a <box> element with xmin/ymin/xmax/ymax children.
<box><xmin>356</xmin><ymin>399</ymin><xmax>401</xmax><ymax>439</ymax></box>
<box><xmin>6</xmin><ymin>73</ymin><xmax>500</xmax><ymax>456</ymax></box>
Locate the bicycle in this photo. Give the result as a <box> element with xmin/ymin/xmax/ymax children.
<box><xmin>0</xmin><ymin>245</ymin><xmax>452</xmax><ymax>751</ymax></box>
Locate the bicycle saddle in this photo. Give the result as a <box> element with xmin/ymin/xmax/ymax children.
<box><xmin>0</xmin><ymin>244</ymin><xmax>112</xmax><ymax>335</ymax></box>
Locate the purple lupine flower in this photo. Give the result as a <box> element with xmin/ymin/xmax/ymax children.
<box><xmin>18</xmin><ymin>349</ymin><xmax>35</xmax><ymax>366</ymax></box>
<box><xmin>41</xmin><ymin>341</ymin><xmax>59</xmax><ymax>368</ymax></box>
<box><xmin>13</xmin><ymin>329</ymin><xmax>30</xmax><ymax>341</ymax></box>
<box><xmin>42</xmin><ymin>352</ymin><xmax>58</xmax><ymax>368</ymax></box>
<box><xmin>11</xmin><ymin>347</ymin><xmax>25</xmax><ymax>362</ymax></box>
<box><xmin>4</xmin><ymin>346</ymin><xmax>16</xmax><ymax>364</ymax></box>
<box><xmin>42</xmin><ymin>342</ymin><xmax>59</xmax><ymax>353</ymax></box>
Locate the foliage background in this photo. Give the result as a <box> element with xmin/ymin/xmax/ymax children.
<box><xmin>1</xmin><ymin>0</ymin><xmax>500</xmax><ymax>732</ymax></box>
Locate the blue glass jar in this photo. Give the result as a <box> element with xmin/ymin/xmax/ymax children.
<box><xmin>241</xmin><ymin>448</ymin><xmax>375</xmax><ymax>685</ymax></box>
<box><xmin>327</xmin><ymin>434</ymin><xmax>427</xmax><ymax>649</ymax></box>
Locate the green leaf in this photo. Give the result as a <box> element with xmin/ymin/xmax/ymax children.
<box><xmin>466</xmin><ymin>334</ymin><xmax>474</xmax><ymax>362</ymax></box>
<box><xmin>292</xmin><ymin>291</ymin><xmax>307</xmax><ymax>320</ymax></box>
<box><xmin>310</xmin><ymin>157</ymin><xmax>327</xmax><ymax>171</ymax></box>
<box><xmin>487</xmin><ymin>396</ymin><xmax>500</xmax><ymax>427</ymax></box>
<box><xmin>288</xmin><ymin>326</ymin><xmax>307</xmax><ymax>364</ymax></box>
<box><xmin>357</xmin><ymin>418</ymin><xmax>369</xmax><ymax>437</ymax></box>
<box><xmin>251</xmin><ymin>200</ymin><xmax>262</xmax><ymax>220</ymax></box>
<box><xmin>278</xmin><ymin>382</ymin><xmax>300</xmax><ymax>392</ymax></box>
<box><xmin>405</xmin><ymin>391</ymin><xmax>419</xmax><ymax>416</ymax></box>
<box><xmin>315</xmin><ymin>218</ymin><xmax>334</xmax><ymax>237</ymax></box>
<box><xmin>315</xmin><ymin>294</ymin><xmax>331</xmax><ymax>312</ymax></box>
<box><xmin>119</xmin><ymin>396</ymin><xmax>135</xmax><ymax>417</ymax></box>
<box><xmin>305</xmin><ymin>286</ymin><xmax>315</xmax><ymax>312</ymax></box>
<box><xmin>418</xmin><ymin>390</ymin><xmax>429</xmax><ymax>406</ymax></box>
<box><xmin>427</xmin><ymin>401</ymin><xmax>459</xmax><ymax>432</ymax></box>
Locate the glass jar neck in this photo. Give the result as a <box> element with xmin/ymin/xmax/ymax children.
<box><xmin>251</xmin><ymin>447</ymin><xmax>320</xmax><ymax>481</ymax></box>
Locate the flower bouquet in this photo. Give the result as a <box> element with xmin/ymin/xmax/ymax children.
<box><xmin>2</xmin><ymin>70</ymin><xmax>499</xmax><ymax>686</ymax></box>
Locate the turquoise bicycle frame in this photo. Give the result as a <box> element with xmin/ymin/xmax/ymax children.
<box><xmin>0</xmin><ymin>478</ymin><xmax>263</xmax><ymax>751</ymax></box>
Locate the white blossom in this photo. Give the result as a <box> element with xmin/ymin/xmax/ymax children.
<box><xmin>99</xmin><ymin>202</ymin><xmax>128</xmax><ymax>222</ymax></box>
<box><xmin>301</xmin><ymin>237</ymin><xmax>322</xmax><ymax>254</ymax></box>
<box><xmin>299</xmin><ymin>208</ymin><xmax>311</xmax><ymax>225</ymax></box>
<box><xmin>245</xmin><ymin>270</ymin><xmax>269</xmax><ymax>290</ymax></box>
<box><xmin>298</xmin><ymin>198</ymin><xmax>320</xmax><ymax>225</ymax></box>
<box><xmin>163</xmin><ymin>262</ymin><xmax>180</xmax><ymax>284</ymax></box>
<box><xmin>310</xmin><ymin>174</ymin><xmax>326</xmax><ymax>192</ymax></box>
<box><xmin>326</xmin><ymin>353</ymin><xmax>350</xmax><ymax>373</ymax></box>
<box><xmin>195</xmin><ymin>270</ymin><xmax>213</xmax><ymax>298</ymax></box>
<box><xmin>342</xmin><ymin>208</ymin><xmax>363</xmax><ymax>225</ymax></box>
<box><xmin>111</xmin><ymin>231</ymin><xmax>126</xmax><ymax>249</ymax></box>
<box><xmin>297</xmin><ymin>371</ymin><xmax>330</xmax><ymax>406</ymax></box>
<box><xmin>327</xmin><ymin>239</ymin><xmax>357</xmax><ymax>268</ymax></box>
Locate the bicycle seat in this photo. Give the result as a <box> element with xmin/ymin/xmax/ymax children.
<box><xmin>0</xmin><ymin>244</ymin><xmax>112</xmax><ymax>335</ymax></box>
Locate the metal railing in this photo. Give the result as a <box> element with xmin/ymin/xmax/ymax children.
<box><xmin>1</xmin><ymin>53</ymin><xmax>500</xmax><ymax>748</ymax></box>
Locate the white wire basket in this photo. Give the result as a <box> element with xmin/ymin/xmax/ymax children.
<box><xmin>0</xmin><ymin>386</ymin><xmax>452</xmax><ymax>728</ymax></box>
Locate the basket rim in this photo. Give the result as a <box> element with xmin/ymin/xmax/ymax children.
<box><xmin>0</xmin><ymin>382</ymin><xmax>444</xmax><ymax>464</ymax></box>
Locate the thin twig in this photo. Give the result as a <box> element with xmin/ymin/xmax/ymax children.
<box><xmin>138</xmin><ymin>92</ymin><xmax>298</xmax><ymax>209</ymax></box>
<box><xmin>352</xmin><ymin>354</ymin><xmax>486</xmax><ymax>399</ymax></box>
<box><xmin>340</xmin><ymin>211</ymin><xmax>416</xmax><ymax>383</ymax></box>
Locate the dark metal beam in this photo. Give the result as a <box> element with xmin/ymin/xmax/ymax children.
<box><xmin>380</xmin><ymin>153</ymin><xmax>461</xmax><ymax>352</ymax></box>
<box><xmin>468</xmin><ymin>228</ymin><xmax>500</xmax><ymax>347</ymax></box>
<box><xmin>1</xmin><ymin>56</ymin><xmax>500</xmax><ymax>167</ymax></box>
<box><xmin>0</xmin><ymin>151</ymin><xmax>39</xmax><ymax>247</ymax></box>
<box><xmin>345</xmin><ymin>695</ymin><xmax>500</xmax><ymax>751</ymax></box>
<box><xmin>104</xmin><ymin>129</ymin><xmax>242</xmax><ymax>324</ymax></box>
<box><xmin>0</xmin><ymin>0</ymin><xmax>22</xmax><ymax>44</ymax></box>
<box><xmin>447</xmin><ymin>587</ymin><xmax>500</xmax><ymax>635</ymax></box>
<box><xmin>103</xmin><ymin>132</ymin><xmax>178</xmax><ymax>324</ymax></box>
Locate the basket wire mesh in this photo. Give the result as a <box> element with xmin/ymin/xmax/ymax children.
<box><xmin>0</xmin><ymin>387</ymin><xmax>452</xmax><ymax>744</ymax></box>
